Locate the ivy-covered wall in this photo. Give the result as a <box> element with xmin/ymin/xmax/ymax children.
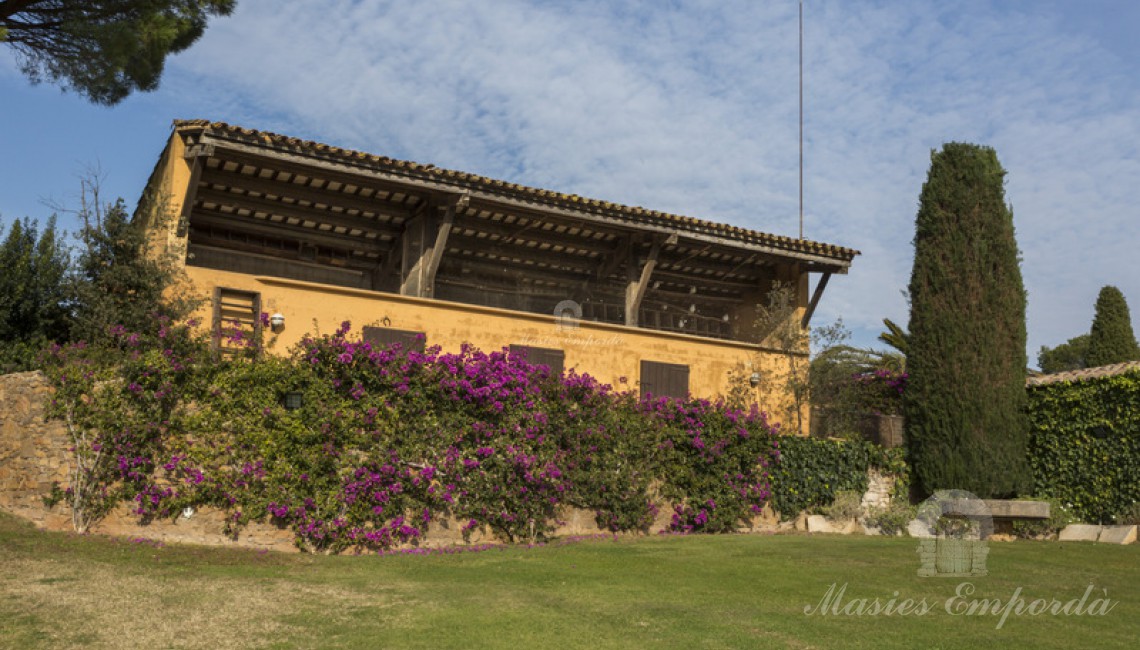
<box><xmin>1027</xmin><ymin>369</ymin><xmax>1140</xmax><ymax>523</ymax></box>
<box><xmin>768</xmin><ymin>436</ymin><xmax>907</xmax><ymax>520</ymax></box>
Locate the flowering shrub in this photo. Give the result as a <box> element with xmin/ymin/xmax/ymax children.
<box><xmin>43</xmin><ymin>319</ymin><xmax>780</xmax><ymax>551</ymax></box>
<box><xmin>851</xmin><ymin>368</ymin><xmax>907</xmax><ymax>416</ymax></box>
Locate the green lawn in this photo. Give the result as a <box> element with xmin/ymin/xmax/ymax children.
<box><xmin>1</xmin><ymin>512</ymin><xmax>1135</xmax><ymax>649</ymax></box>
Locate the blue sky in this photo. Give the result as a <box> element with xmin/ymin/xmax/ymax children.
<box><xmin>2</xmin><ymin>0</ymin><xmax>1138</xmax><ymax>365</ymax></box>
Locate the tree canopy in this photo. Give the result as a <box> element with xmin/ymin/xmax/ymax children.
<box><xmin>1086</xmin><ymin>285</ymin><xmax>1140</xmax><ymax>367</ymax></box>
<box><xmin>1037</xmin><ymin>334</ymin><xmax>1089</xmax><ymax>374</ymax></box>
<box><xmin>69</xmin><ymin>196</ymin><xmax>196</xmax><ymax>342</ymax></box>
<box><xmin>904</xmin><ymin>143</ymin><xmax>1030</xmax><ymax>499</ymax></box>
<box><xmin>0</xmin><ymin>215</ymin><xmax>70</xmax><ymax>370</ymax></box>
<box><xmin>1</xmin><ymin>1</ymin><xmax>235</xmax><ymax>105</ymax></box>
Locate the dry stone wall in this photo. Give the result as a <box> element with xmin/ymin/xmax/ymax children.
<box><xmin>0</xmin><ymin>371</ymin><xmax>297</xmax><ymax>551</ymax></box>
<box><xmin>0</xmin><ymin>371</ymin><xmax>72</xmax><ymax>528</ymax></box>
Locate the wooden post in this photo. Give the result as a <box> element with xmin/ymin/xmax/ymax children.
<box><xmin>625</xmin><ymin>234</ymin><xmax>676</xmax><ymax>327</ymax></box>
<box><xmin>177</xmin><ymin>143</ymin><xmax>213</xmax><ymax>237</ymax></box>
<box><xmin>399</xmin><ymin>194</ymin><xmax>464</xmax><ymax>297</ymax></box>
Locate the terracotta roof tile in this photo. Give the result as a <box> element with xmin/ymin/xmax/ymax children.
<box><xmin>1027</xmin><ymin>360</ymin><xmax>1140</xmax><ymax>386</ymax></box>
<box><xmin>173</xmin><ymin>119</ymin><xmax>859</xmax><ymax>264</ymax></box>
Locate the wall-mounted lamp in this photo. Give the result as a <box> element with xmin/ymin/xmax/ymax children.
<box><xmin>283</xmin><ymin>391</ymin><xmax>304</xmax><ymax>411</ymax></box>
<box><xmin>269</xmin><ymin>313</ymin><xmax>285</xmax><ymax>331</ymax></box>
<box><xmin>749</xmin><ymin>372</ymin><xmax>762</xmax><ymax>388</ymax></box>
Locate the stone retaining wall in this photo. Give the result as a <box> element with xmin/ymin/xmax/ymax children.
<box><xmin>0</xmin><ymin>371</ymin><xmax>300</xmax><ymax>551</ymax></box>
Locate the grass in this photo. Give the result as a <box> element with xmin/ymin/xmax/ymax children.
<box><xmin>0</xmin><ymin>512</ymin><xmax>1136</xmax><ymax>649</ymax></box>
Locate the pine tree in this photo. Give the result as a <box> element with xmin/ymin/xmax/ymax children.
<box><xmin>2</xmin><ymin>1</ymin><xmax>236</xmax><ymax>105</ymax></box>
<box><xmin>904</xmin><ymin>143</ymin><xmax>1030</xmax><ymax>499</ymax></box>
<box><xmin>1086</xmin><ymin>286</ymin><xmax>1140</xmax><ymax>367</ymax></box>
<box><xmin>0</xmin><ymin>215</ymin><xmax>71</xmax><ymax>371</ymax></box>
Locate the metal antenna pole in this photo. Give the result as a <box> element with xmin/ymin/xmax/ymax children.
<box><xmin>799</xmin><ymin>0</ymin><xmax>804</xmax><ymax>240</ymax></box>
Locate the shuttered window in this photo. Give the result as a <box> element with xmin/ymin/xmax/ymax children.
<box><xmin>640</xmin><ymin>360</ymin><xmax>690</xmax><ymax>400</ymax></box>
<box><xmin>362</xmin><ymin>326</ymin><xmax>426</xmax><ymax>353</ymax></box>
<box><xmin>509</xmin><ymin>345</ymin><xmax>565</xmax><ymax>375</ymax></box>
<box><xmin>212</xmin><ymin>287</ymin><xmax>261</xmax><ymax>354</ymax></box>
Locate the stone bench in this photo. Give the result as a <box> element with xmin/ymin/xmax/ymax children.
<box><xmin>940</xmin><ymin>499</ymin><xmax>1050</xmax><ymax>537</ymax></box>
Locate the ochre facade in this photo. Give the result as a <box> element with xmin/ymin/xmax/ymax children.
<box><xmin>138</xmin><ymin>121</ymin><xmax>854</xmax><ymax>429</ymax></box>
<box><xmin>184</xmin><ymin>266</ymin><xmax>802</xmax><ymax>417</ymax></box>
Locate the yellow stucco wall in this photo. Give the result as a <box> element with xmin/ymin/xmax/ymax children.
<box><xmin>184</xmin><ymin>266</ymin><xmax>804</xmax><ymax>421</ymax></box>
<box><xmin>146</xmin><ymin>131</ymin><xmax>814</xmax><ymax>430</ymax></box>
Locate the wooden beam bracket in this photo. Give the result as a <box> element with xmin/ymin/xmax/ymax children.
<box><xmin>801</xmin><ymin>271</ymin><xmax>832</xmax><ymax>329</ymax></box>
<box><xmin>624</xmin><ymin>234</ymin><xmax>672</xmax><ymax>326</ymax></box>
<box><xmin>399</xmin><ymin>201</ymin><xmax>455</xmax><ymax>297</ymax></box>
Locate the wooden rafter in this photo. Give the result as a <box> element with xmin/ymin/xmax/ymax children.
<box><xmin>197</xmin><ymin>135</ymin><xmax>853</xmax><ymax>270</ymax></box>
<box><xmin>192</xmin><ymin>209</ymin><xmax>390</xmax><ymax>254</ymax></box>
<box><xmin>187</xmin><ymin>237</ymin><xmax>378</xmax><ymax>273</ymax></box>
<box><xmin>202</xmin><ymin>140</ymin><xmax>463</xmax><ymax>204</ymax></box>
<box><xmin>463</xmin><ymin>213</ymin><xmax>619</xmax><ymax>252</ymax></box>
<box><xmin>199</xmin><ymin>167</ymin><xmax>416</xmax><ymax>221</ymax></box>
<box><xmin>195</xmin><ymin>188</ymin><xmax>403</xmax><ymax>237</ymax></box>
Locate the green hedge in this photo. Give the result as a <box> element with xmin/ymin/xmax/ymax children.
<box><xmin>769</xmin><ymin>437</ymin><xmax>907</xmax><ymax>520</ymax></box>
<box><xmin>1027</xmin><ymin>369</ymin><xmax>1140</xmax><ymax>523</ymax></box>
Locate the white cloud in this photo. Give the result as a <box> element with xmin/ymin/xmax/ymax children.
<box><xmin>157</xmin><ymin>0</ymin><xmax>1140</xmax><ymax>361</ymax></box>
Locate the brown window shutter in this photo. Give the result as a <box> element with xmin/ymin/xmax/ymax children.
<box><xmin>212</xmin><ymin>287</ymin><xmax>261</xmax><ymax>354</ymax></box>
<box><xmin>640</xmin><ymin>360</ymin><xmax>689</xmax><ymax>400</ymax></box>
<box><xmin>362</xmin><ymin>326</ymin><xmax>426</xmax><ymax>353</ymax></box>
<box><xmin>509</xmin><ymin>345</ymin><xmax>565</xmax><ymax>375</ymax></box>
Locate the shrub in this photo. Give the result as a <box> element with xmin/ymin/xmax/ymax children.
<box><xmin>864</xmin><ymin>501</ymin><xmax>915</xmax><ymax>537</ymax></box>
<box><xmin>1012</xmin><ymin>497</ymin><xmax>1078</xmax><ymax>540</ymax></box>
<box><xmin>822</xmin><ymin>490</ymin><xmax>863</xmax><ymax>522</ymax></box>
<box><xmin>1114</xmin><ymin>502</ymin><xmax>1140</xmax><ymax>526</ymax></box>
<box><xmin>43</xmin><ymin>320</ymin><xmax>779</xmax><ymax>551</ymax></box>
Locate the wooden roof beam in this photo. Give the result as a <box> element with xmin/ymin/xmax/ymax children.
<box><xmin>187</xmin><ymin>237</ymin><xmax>379</xmax><ymax>273</ymax></box>
<box><xmin>440</xmin><ymin>255</ymin><xmax>595</xmax><ymax>292</ymax></box>
<box><xmin>649</xmin><ymin>268</ymin><xmax>759</xmax><ymax>292</ymax></box>
<box><xmin>447</xmin><ymin>231</ymin><xmax>602</xmax><ymax>271</ymax></box>
<box><xmin>460</xmin><ymin>212</ymin><xmax>621</xmax><ymax>254</ymax></box>
<box><xmin>191</xmin><ymin>209</ymin><xmax>391</xmax><ymax>254</ymax></box>
<box><xmin>195</xmin><ymin>188</ymin><xmax>403</xmax><ymax>238</ymax></box>
<box><xmin>199</xmin><ymin>167</ymin><xmax>416</xmax><ymax>221</ymax></box>
<box><xmin>200</xmin><ymin>138</ymin><xmax>459</xmax><ymax>203</ymax></box>
<box><xmin>197</xmin><ymin>135</ymin><xmax>853</xmax><ymax>269</ymax></box>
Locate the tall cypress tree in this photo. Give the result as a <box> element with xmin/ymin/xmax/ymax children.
<box><xmin>904</xmin><ymin>143</ymin><xmax>1030</xmax><ymax>499</ymax></box>
<box><xmin>1086</xmin><ymin>286</ymin><xmax>1140</xmax><ymax>367</ymax></box>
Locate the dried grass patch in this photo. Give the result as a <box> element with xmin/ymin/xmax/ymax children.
<box><xmin>0</xmin><ymin>556</ymin><xmax>414</xmax><ymax>649</ymax></box>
